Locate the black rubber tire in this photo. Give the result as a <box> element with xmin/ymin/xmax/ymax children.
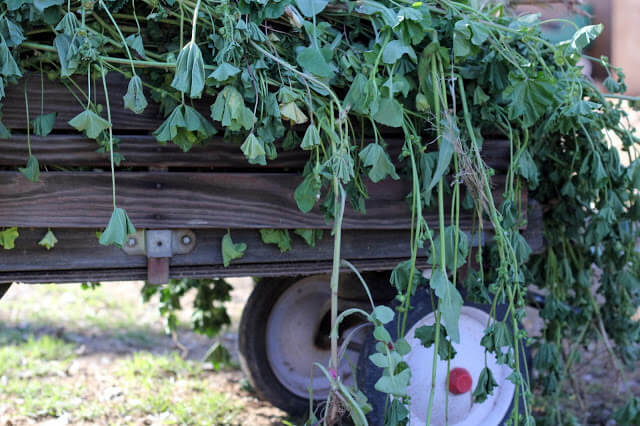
<box><xmin>238</xmin><ymin>273</ymin><xmax>391</xmax><ymax>416</ymax></box>
<box><xmin>0</xmin><ymin>283</ymin><xmax>11</xmax><ymax>301</ymax></box>
<box><xmin>238</xmin><ymin>276</ymin><xmax>311</xmax><ymax>415</ymax></box>
<box><xmin>357</xmin><ymin>289</ymin><xmax>530</xmax><ymax>426</ymax></box>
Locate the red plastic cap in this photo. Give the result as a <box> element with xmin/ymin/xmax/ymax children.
<box><xmin>449</xmin><ymin>368</ymin><xmax>473</xmax><ymax>395</ymax></box>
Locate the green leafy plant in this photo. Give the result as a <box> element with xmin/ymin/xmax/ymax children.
<box><xmin>3</xmin><ymin>1</ymin><xmax>640</xmax><ymax>424</ymax></box>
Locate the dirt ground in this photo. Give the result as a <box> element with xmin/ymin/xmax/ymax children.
<box><xmin>0</xmin><ymin>279</ymin><xmax>288</xmax><ymax>426</ymax></box>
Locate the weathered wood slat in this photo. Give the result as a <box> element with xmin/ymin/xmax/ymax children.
<box><xmin>2</xmin><ymin>258</ymin><xmax>425</xmax><ymax>283</ymax></box>
<box><xmin>2</xmin><ymin>74</ymin><xmax>205</xmax><ymax>131</ymax></box>
<box><xmin>0</xmin><ymin>135</ymin><xmax>512</xmax><ymax>170</ymax></box>
<box><xmin>1</xmin><ymin>228</ymin><xmax>417</xmax><ymax>272</ymax></box>
<box><xmin>0</xmin><ymin>228</ymin><xmax>431</xmax><ymax>282</ymax></box>
<box><xmin>0</xmin><ymin>172</ymin><xmax>519</xmax><ymax>229</ymax></box>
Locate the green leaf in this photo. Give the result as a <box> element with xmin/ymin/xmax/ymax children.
<box><xmin>279</xmin><ymin>102</ymin><xmax>308</xmax><ymax>125</ymax></box>
<box><xmin>382</xmin><ymin>40</ymin><xmax>416</xmax><ymax>64</ymax></box>
<box><xmin>53</xmin><ymin>34</ymin><xmax>78</xmax><ymax>77</ymax></box>
<box><xmin>0</xmin><ymin>17</ymin><xmax>25</xmax><ymax>47</ymax></box>
<box><xmin>125</xmin><ymin>33</ymin><xmax>146</xmax><ymax>58</ymax></box>
<box><xmin>425</xmin><ymin>114</ymin><xmax>455</xmax><ymax>192</ymax></box>
<box><xmin>38</xmin><ymin>229</ymin><xmax>58</xmax><ymax>250</ymax></box>
<box><xmin>517</xmin><ymin>149</ymin><xmax>539</xmax><ymax>189</ymax></box>
<box><xmin>300</xmin><ymin>124</ymin><xmax>321</xmax><ymax>150</ymax></box>
<box><xmin>123</xmin><ymin>75</ymin><xmax>148</xmax><ymax>115</ymax></box>
<box><xmin>428</xmin><ymin>226</ymin><xmax>469</xmax><ymax>270</ymax></box>
<box><xmin>0</xmin><ymin>227</ymin><xmax>18</xmax><ymax>250</ymax></box>
<box><xmin>328</xmin><ymin>149</ymin><xmax>354</xmax><ymax>183</ymax></box>
<box><xmin>208</xmin><ymin>63</ymin><xmax>241</xmax><ymax>82</ymax></box>
<box><xmin>171</xmin><ymin>41</ymin><xmax>205</xmax><ymax>98</ymax></box>
<box><xmin>503</xmin><ymin>73</ymin><xmax>556</xmax><ymax>127</ymax></box>
<box><xmin>294</xmin><ymin>229</ymin><xmax>323</xmax><ymax>247</ymax></box>
<box><xmin>155</xmin><ymin>104</ymin><xmax>216</xmax><ymax>151</ymax></box>
<box><xmin>414</xmin><ymin>325</ymin><xmax>457</xmax><ymax>360</ymax></box>
<box><xmin>297</xmin><ymin>46</ymin><xmax>332</xmax><ymax>78</ymax></box>
<box><xmin>55</xmin><ymin>12</ymin><xmax>78</xmax><ymax>36</ymax></box>
<box><xmin>294</xmin><ymin>172</ymin><xmax>321</xmax><ymax>213</ymax></box>
<box><xmin>570</xmin><ymin>24</ymin><xmax>602</xmax><ymax>52</ymax></box>
<box><xmin>295</xmin><ymin>0</ymin><xmax>328</xmax><ymax>17</ymax></box>
<box><xmin>240</xmin><ymin>133</ymin><xmax>266</xmax><ymax>166</ymax></box>
<box><xmin>33</xmin><ymin>0</ymin><xmax>63</xmax><ymax>12</ymax></box>
<box><xmin>374</xmin><ymin>368</ymin><xmax>410</xmax><ymax>397</ymax></box>
<box><xmin>68</xmin><ymin>109</ymin><xmax>110</xmax><ymax>139</ymax></box>
<box><xmin>358</xmin><ymin>143</ymin><xmax>399</xmax><ymax>183</ymax></box>
<box><xmin>98</xmin><ymin>207</ymin><xmax>136</xmax><ymax>248</ymax></box>
<box><xmin>372</xmin><ymin>97</ymin><xmax>403</xmax><ymax>128</ymax></box>
<box><xmin>453</xmin><ymin>20</ymin><xmax>472</xmax><ymax>57</ymax></box>
<box><xmin>259</xmin><ymin>229</ymin><xmax>292</xmax><ymax>253</ymax></box>
<box><xmin>429</xmin><ymin>269</ymin><xmax>463</xmax><ymax>343</ymax></box>
<box><xmin>390</xmin><ymin>259</ymin><xmax>424</xmax><ymax>295</ymax></box>
<box><xmin>0</xmin><ymin>38</ymin><xmax>21</xmax><ymax>78</ymax></box>
<box><xmin>373</xmin><ymin>325</ymin><xmax>392</xmax><ymax>343</ymax></box>
<box><xmin>31</xmin><ymin>112</ymin><xmax>56</xmax><ymax>137</ymax></box>
<box><xmin>19</xmin><ymin>155</ymin><xmax>40</xmax><ymax>182</ymax></box>
<box><xmin>344</xmin><ymin>73</ymin><xmax>378</xmax><ymax>115</ymax></box>
<box><xmin>371</xmin><ymin>306</ymin><xmax>394</xmax><ymax>325</ymax></box>
<box><xmin>221</xmin><ymin>232</ymin><xmax>247</xmax><ymax>267</ymax></box>
<box><xmin>211</xmin><ymin>86</ymin><xmax>255</xmax><ymax>131</ymax></box>
<box><xmin>473</xmin><ymin>367</ymin><xmax>498</xmax><ymax>403</ymax></box>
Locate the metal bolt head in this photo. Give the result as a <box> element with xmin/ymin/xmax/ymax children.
<box><xmin>181</xmin><ymin>235</ymin><xmax>192</xmax><ymax>245</ymax></box>
<box><xmin>127</xmin><ymin>237</ymin><xmax>137</xmax><ymax>247</ymax></box>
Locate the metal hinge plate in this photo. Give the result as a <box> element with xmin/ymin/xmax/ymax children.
<box><xmin>121</xmin><ymin>229</ymin><xmax>196</xmax><ymax>285</ymax></box>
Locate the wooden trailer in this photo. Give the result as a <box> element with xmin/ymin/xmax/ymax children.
<box><xmin>0</xmin><ymin>75</ymin><xmax>541</xmax><ymax>425</ymax></box>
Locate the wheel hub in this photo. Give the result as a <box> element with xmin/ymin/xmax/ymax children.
<box><xmin>265</xmin><ymin>275</ymin><xmax>367</xmax><ymax>399</ymax></box>
<box><xmin>403</xmin><ymin>306</ymin><xmax>516</xmax><ymax>425</ymax></box>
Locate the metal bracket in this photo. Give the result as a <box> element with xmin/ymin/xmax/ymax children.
<box><xmin>121</xmin><ymin>229</ymin><xmax>196</xmax><ymax>284</ymax></box>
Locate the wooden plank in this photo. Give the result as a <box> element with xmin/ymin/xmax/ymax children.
<box><xmin>1</xmin><ymin>228</ymin><xmax>416</xmax><ymax>272</ymax></box>
<box><xmin>0</xmin><ymin>227</ymin><xmax>427</xmax><ymax>282</ymax></box>
<box><xmin>1</xmin><ymin>258</ymin><xmax>425</xmax><ymax>283</ymax></box>
<box><xmin>1</xmin><ymin>74</ymin><xmax>210</xmax><ymax>131</ymax></box>
<box><xmin>0</xmin><ymin>172</ymin><xmax>520</xmax><ymax>229</ymax></box>
<box><xmin>0</xmin><ymin>134</ymin><xmax>512</xmax><ymax>170</ymax></box>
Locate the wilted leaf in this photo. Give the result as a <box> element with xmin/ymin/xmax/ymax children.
<box><xmin>429</xmin><ymin>269</ymin><xmax>463</xmax><ymax>343</ymax></box>
<box><xmin>123</xmin><ymin>75</ymin><xmax>148</xmax><ymax>114</ymax></box>
<box><xmin>221</xmin><ymin>232</ymin><xmax>246</xmax><ymax>267</ymax></box>
<box><xmin>240</xmin><ymin>133</ymin><xmax>266</xmax><ymax>165</ymax></box>
<box><xmin>259</xmin><ymin>229</ymin><xmax>292</xmax><ymax>252</ymax></box>
<box><xmin>300</xmin><ymin>124</ymin><xmax>321</xmax><ymax>150</ymax></box>
<box><xmin>99</xmin><ymin>207</ymin><xmax>136</xmax><ymax>248</ymax></box>
<box><xmin>211</xmin><ymin>86</ymin><xmax>255</xmax><ymax>131</ymax></box>
<box><xmin>19</xmin><ymin>155</ymin><xmax>40</xmax><ymax>182</ymax></box>
<box><xmin>171</xmin><ymin>41</ymin><xmax>205</xmax><ymax>98</ymax></box>
<box><xmin>38</xmin><ymin>229</ymin><xmax>58</xmax><ymax>250</ymax></box>
<box><xmin>358</xmin><ymin>143</ymin><xmax>399</xmax><ymax>183</ymax></box>
<box><xmin>68</xmin><ymin>109</ymin><xmax>110</xmax><ymax>139</ymax></box>
<box><xmin>0</xmin><ymin>227</ymin><xmax>18</xmax><ymax>250</ymax></box>
<box><xmin>296</xmin><ymin>0</ymin><xmax>328</xmax><ymax>17</ymax></box>
<box><xmin>32</xmin><ymin>112</ymin><xmax>56</xmax><ymax>136</ymax></box>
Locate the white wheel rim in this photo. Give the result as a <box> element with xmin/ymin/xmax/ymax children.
<box><xmin>404</xmin><ymin>306</ymin><xmax>516</xmax><ymax>426</ymax></box>
<box><xmin>265</xmin><ymin>275</ymin><xmax>366</xmax><ymax>399</ymax></box>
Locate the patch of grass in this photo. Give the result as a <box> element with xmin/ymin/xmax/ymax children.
<box><xmin>0</xmin><ymin>333</ymin><xmax>83</xmax><ymax>419</ymax></box>
<box><xmin>115</xmin><ymin>352</ymin><xmax>243</xmax><ymax>425</ymax></box>
<box><xmin>2</xmin><ymin>379</ymin><xmax>84</xmax><ymax>419</ymax></box>
<box><xmin>0</xmin><ymin>332</ymin><xmax>75</xmax><ymax>376</ymax></box>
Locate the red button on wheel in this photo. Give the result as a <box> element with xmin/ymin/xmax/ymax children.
<box><xmin>449</xmin><ymin>368</ymin><xmax>473</xmax><ymax>395</ymax></box>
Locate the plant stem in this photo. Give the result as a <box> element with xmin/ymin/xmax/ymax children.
<box><xmin>100</xmin><ymin>62</ymin><xmax>117</xmax><ymax>209</ymax></box>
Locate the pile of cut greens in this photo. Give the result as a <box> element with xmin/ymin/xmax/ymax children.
<box><xmin>1</xmin><ymin>0</ymin><xmax>640</xmax><ymax>423</ymax></box>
